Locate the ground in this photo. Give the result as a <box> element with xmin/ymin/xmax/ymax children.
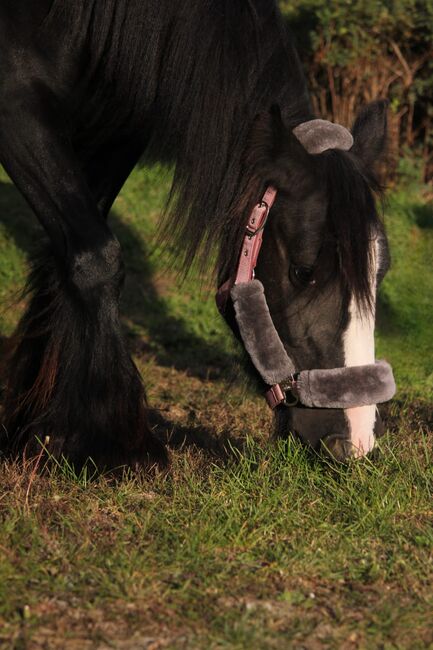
<box><xmin>0</xmin><ymin>163</ymin><xmax>432</xmax><ymax>649</ymax></box>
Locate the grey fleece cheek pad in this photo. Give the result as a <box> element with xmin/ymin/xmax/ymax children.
<box><xmin>228</xmin><ymin>118</ymin><xmax>396</xmax><ymax>409</ymax></box>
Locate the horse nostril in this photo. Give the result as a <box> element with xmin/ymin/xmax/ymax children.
<box><xmin>320</xmin><ymin>435</ymin><xmax>354</xmax><ymax>463</ymax></box>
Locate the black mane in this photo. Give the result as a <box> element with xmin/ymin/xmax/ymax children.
<box><xmin>41</xmin><ymin>0</ymin><xmax>312</xmax><ymax>274</ymax></box>
<box><xmin>321</xmin><ymin>150</ymin><xmax>384</xmax><ymax>313</ymax></box>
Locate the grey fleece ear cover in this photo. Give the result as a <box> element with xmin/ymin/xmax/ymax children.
<box><xmin>293</xmin><ymin>119</ymin><xmax>354</xmax><ymax>154</ymax></box>
<box><xmin>230</xmin><ymin>280</ymin><xmax>396</xmax><ymax>408</ymax></box>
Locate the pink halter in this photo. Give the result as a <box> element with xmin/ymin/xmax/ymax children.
<box><xmin>231</xmin><ymin>186</ymin><xmax>286</xmax><ymax>407</ymax></box>
<box><xmin>234</xmin><ymin>186</ymin><xmax>278</xmax><ymax>283</ymax></box>
<box><xmin>216</xmin><ymin>186</ymin><xmax>285</xmax><ymax>407</ymax></box>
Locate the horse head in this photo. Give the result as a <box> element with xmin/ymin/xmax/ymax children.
<box><xmin>220</xmin><ymin>100</ymin><xmax>394</xmax><ymax>461</ymax></box>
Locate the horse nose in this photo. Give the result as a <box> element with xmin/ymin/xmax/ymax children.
<box><xmin>320</xmin><ymin>411</ymin><xmax>383</xmax><ymax>462</ymax></box>
<box><xmin>320</xmin><ymin>407</ymin><xmax>385</xmax><ymax>463</ymax></box>
<box><xmin>320</xmin><ymin>434</ymin><xmax>355</xmax><ymax>462</ymax></box>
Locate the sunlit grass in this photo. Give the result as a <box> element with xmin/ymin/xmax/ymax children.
<box><xmin>376</xmin><ymin>186</ymin><xmax>433</xmax><ymax>399</ymax></box>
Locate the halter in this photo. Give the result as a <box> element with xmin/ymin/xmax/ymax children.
<box><xmin>216</xmin><ymin>120</ymin><xmax>396</xmax><ymax>410</ymax></box>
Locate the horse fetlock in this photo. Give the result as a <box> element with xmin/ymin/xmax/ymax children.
<box><xmin>0</xmin><ymin>243</ymin><xmax>169</xmax><ymax>472</ymax></box>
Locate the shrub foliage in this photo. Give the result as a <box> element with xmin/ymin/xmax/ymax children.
<box><xmin>280</xmin><ymin>0</ymin><xmax>433</xmax><ymax>180</ymax></box>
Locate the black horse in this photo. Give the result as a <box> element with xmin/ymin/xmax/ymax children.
<box><xmin>0</xmin><ymin>1</ymin><xmax>390</xmax><ymax>470</ymax></box>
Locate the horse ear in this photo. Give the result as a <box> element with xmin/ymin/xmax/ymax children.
<box><xmin>351</xmin><ymin>100</ymin><xmax>388</xmax><ymax>166</ymax></box>
<box><xmin>248</xmin><ymin>105</ymin><xmax>312</xmax><ymax>187</ymax></box>
<box><xmin>269</xmin><ymin>105</ymin><xmax>313</xmax><ymax>169</ymax></box>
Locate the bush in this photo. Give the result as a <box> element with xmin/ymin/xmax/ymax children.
<box><xmin>279</xmin><ymin>0</ymin><xmax>433</xmax><ymax>181</ymax></box>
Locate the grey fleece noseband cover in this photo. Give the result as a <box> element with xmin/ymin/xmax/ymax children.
<box><xmin>231</xmin><ymin>280</ymin><xmax>396</xmax><ymax>409</ymax></box>
<box><xmin>294</xmin><ymin>360</ymin><xmax>395</xmax><ymax>409</ymax></box>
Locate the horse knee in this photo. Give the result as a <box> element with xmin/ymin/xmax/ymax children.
<box><xmin>69</xmin><ymin>237</ymin><xmax>124</xmax><ymax>294</ymax></box>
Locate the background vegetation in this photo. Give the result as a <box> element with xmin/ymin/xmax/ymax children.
<box><xmin>0</xmin><ymin>1</ymin><xmax>432</xmax><ymax>648</ymax></box>
<box><xmin>280</xmin><ymin>0</ymin><xmax>433</xmax><ymax>181</ymax></box>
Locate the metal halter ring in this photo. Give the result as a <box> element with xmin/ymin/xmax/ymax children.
<box><xmin>281</xmin><ymin>392</ymin><xmax>299</xmax><ymax>408</ymax></box>
<box><xmin>280</xmin><ymin>372</ymin><xmax>300</xmax><ymax>391</ymax></box>
<box><xmin>280</xmin><ymin>372</ymin><xmax>300</xmax><ymax>407</ymax></box>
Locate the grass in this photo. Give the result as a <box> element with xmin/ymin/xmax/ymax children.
<box><xmin>1</xmin><ymin>425</ymin><xmax>432</xmax><ymax>649</ymax></box>
<box><xmin>0</xmin><ymin>162</ymin><xmax>432</xmax><ymax>649</ymax></box>
<box><xmin>376</xmin><ymin>185</ymin><xmax>433</xmax><ymax>399</ymax></box>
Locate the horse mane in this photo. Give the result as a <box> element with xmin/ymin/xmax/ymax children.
<box><xmin>154</xmin><ymin>1</ymin><xmax>313</xmax><ymax>277</ymax></box>
<box><xmin>40</xmin><ymin>0</ymin><xmax>312</xmax><ymax>277</ymax></box>
<box><xmin>321</xmin><ymin>150</ymin><xmax>384</xmax><ymax>314</ymax></box>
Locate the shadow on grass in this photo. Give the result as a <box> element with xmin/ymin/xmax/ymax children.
<box><xmin>376</xmin><ymin>291</ymin><xmax>401</xmax><ymax>337</ymax></box>
<box><xmin>0</xmin><ymin>181</ymin><xmax>42</xmax><ymax>251</ymax></box>
<box><xmin>148</xmin><ymin>408</ymin><xmax>243</xmax><ymax>457</ymax></box>
<box><xmin>108</xmin><ymin>210</ymin><xmax>237</xmax><ymax>379</ymax></box>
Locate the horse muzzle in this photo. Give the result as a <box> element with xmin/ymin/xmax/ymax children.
<box><xmin>230</xmin><ymin>278</ymin><xmax>396</xmax><ymax>411</ymax></box>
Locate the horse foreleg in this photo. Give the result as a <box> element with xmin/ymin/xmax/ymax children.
<box><xmin>0</xmin><ymin>88</ymin><xmax>167</xmax><ymax>471</ymax></box>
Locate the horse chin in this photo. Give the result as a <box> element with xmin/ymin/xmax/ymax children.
<box><xmin>274</xmin><ymin>405</ymin><xmax>384</xmax><ymax>462</ymax></box>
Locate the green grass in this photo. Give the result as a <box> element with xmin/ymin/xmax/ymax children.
<box><xmin>1</xmin><ymin>429</ymin><xmax>432</xmax><ymax>649</ymax></box>
<box><xmin>376</xmin><ymin>186</ymin><xmax>433</xmax><ymax>399</ymax></box>
<box><xmin>0</xmin><ymin>163</ymin><xmax>432</xmax><ymax>648</ymax></box>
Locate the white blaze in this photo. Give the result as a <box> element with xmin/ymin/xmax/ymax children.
<box><xmin>342</xmin><ymin>241</ymin><xmax>378</xmax><ymax>457</ymax></box>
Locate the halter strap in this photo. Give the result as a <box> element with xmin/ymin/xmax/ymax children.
<box><xmin>236</xmin><ymin>187</ymin><xmax>293</xmax><ymax>409</ymax></box>
<box><xmin>218</xmin><ymin>185</ymin><xmax>289</xmax><ymax>408</ymax></box>
<box><xmin>235</xmin><ymin>186</ymin><xmax>277</xmax><ymax>284</ymax></box>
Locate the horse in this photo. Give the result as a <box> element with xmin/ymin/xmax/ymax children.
<box><xmin>0</xmin><ymin>0</ymin><xmax>395</xmax><ymax>471</ymax></box>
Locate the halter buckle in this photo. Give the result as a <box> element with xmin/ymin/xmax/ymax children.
<box><xmin>265</xmin><ymin>374</ymin><xmax>300</xmax><ymax>409</ymax></box>
<box><xmin>245</xmin><ymin>200</ymin><xmax>270</xmax><ymax>238</ymax></box>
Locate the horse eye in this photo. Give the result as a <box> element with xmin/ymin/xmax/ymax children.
<box><xmin>290</xmin><ymin>265</ymin><xmax>316</xmax><ymax>287</ymax></box>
